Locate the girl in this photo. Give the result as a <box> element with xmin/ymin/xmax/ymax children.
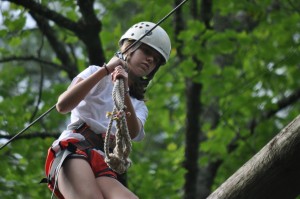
<box><xmin>44</xmin><ymin>21</ymin><xmax>171</xmax><ymax>199</ymax></box>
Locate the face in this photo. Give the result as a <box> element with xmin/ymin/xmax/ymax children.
<box><xmin>127</xmin><ymin>44</ymin><xmax>162</xmax><ymax>77</ymax></box>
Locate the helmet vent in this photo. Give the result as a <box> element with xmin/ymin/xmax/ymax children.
<box><xmin>145</xmin><ymin>30</ymin><xmax>152</xmax><ymax>36</ymax></box>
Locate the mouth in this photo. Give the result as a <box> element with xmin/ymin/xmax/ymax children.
<box><xmin>140</xmin><ymin>63</ymin><xmax>149</xmax><ymax>71</ymax></box>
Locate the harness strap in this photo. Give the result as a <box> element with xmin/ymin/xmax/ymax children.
<box><xmin>73</xmin><ymin>123</ymin><xmax>106</xmax><ymax>151</ymax></box>
<box><xmin>49</xmin><ymin>143</ymin><xmax>77</xmax><ymax>181</ymax></box>
<box><xmin>50</xmin><ymin>145</ymin><xmax>74</xmax><ymax>199</ymax></box>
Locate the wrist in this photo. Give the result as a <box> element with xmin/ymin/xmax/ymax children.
<box><xmin>125</xmin><ymin>87</ymin><xmax>130</xmax><ymax>95</ymax></box>
<box><xmin>103</xmin><ymin>63</ymin><xmax>110</xmax><ymax>75</ymax></box>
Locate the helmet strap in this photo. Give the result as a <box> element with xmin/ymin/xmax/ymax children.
<box><xmin>116</xmin><ymin>40</ymin><xmax>142</xmax><ymax>73</ymax></box>
<box><xmin>123</xmin><ymin>40</ymin><xmax>142</xmax><ymax>60</ymax></box>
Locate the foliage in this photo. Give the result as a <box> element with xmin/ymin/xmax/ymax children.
<box><xmin>0</xmin><ymin>0</ymin><xmax>300</xmax><ymax>198</ymax></box>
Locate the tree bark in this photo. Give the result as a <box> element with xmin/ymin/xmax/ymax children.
<box><xmin>207</xmin><ymin>115</ymin><xmax>300</xmax><ymax>199</ymax></box>
<box><xmin>172</xmin><ymin>0</ymin><xmax>202</xmax><ymax>198</ymax></box>
<box><xmin>184</xmin><ymin>79</ymin><xmax>202</xmax><ymax>199</ymax></box>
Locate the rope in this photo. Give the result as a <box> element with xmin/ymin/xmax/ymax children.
<box><xmin>104</xmin><ymin>78</ymin><xmax>132</xmax><ymax>174</ymax></box>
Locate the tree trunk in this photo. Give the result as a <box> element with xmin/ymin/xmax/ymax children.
<box><xmin>207</xmin><ymin>115</ymin><xmax>300</xmax><ymax>199</ymax></box>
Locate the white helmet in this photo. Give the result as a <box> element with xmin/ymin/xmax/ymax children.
<box><xmin>119</xmin><ymin>21</ymin><xmax>171</xmax><ymax>63</ymax></box>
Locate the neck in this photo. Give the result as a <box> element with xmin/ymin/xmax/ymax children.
<box><xmin>128</xmin><ymin>72</ymin><xmax>139</xmax><ymax>86</ymax></box>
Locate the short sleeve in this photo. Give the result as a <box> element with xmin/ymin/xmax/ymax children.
<box><xmin>131</xmin><ymin>98</ymin><xmax>148</xmax><ymax>141</ymax></box>
<box><xmin>69</xmin><ymin>65</ymin><xmax>101</xmax><ymax>88</ymax></box>
<box><xmin>77</xmin><ymin>65</ymin><xmax>99</xmax><ymax>79</ymax></box>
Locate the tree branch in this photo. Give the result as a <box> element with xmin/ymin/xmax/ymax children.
<box><xmin>207</xmin><ymin>88</ymin><xmax>300</xmax><ymax>197</ymax></box>
<box><xmin>0</xmin><ymin>55</ymin><xmax>64</xmax><ymax>70</ymax></box>
<box><xmin>264</xmin><ymin>88</ymin><xmax>300</xmax><ymax>119</ymax></box>
<box><xmin>286</xmin><ymin>0</ymin><xmax>300</xmax><ymax>14</ymax></box>
<box><xmin>247</xmin><ymin>88</ymin><xmax>300</xmax><ymax>136</ymax></box>
<box><xmin>29</xmin><ymin>36</ymin><xmax>45</xmax><ymax>123</ymax></box>
<box><xmin>4</xmin><ymin>0</ymin><xmax>81</xmax><ymax>33</ymax></box>
<box><xmin>0</xmin><ymin>132</ymin><xmax>60</xmax><ymax>140</ymax></box>
<box><xmin>77</xmin><ymin>0</ymin><xmax>99</xmax><ymax>27</ymax></box>
<box><xmin>6</xmin><ymin>0</ymin><xmax>106</xmax><ymax>67</ymax></box>
<box><xmin>76</xmin><ymin>0</ymin><xmax>105</xmax><ymax>65</ymax></box>
<box><xmin>30</xmin><ymin>11</ymin><xmax>78</xmax><ymax>79</ymax></box>
<box><xmin>207</xmin><ymin>115</ymin><xmax>300</xmax><ymax>199</ymax></box>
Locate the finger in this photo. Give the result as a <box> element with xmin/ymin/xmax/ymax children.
<box><xmin>112</xmin><ymin>71</ymin><xmax>125</xmax><ymax>80</ymax></box>
<box><xmin>115</xmin><ymin>65</ymin><xmax>124</xmax><ymax>71</ymax></box>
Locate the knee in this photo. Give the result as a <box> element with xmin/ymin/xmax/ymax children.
<box><xmin>121</xmin><ymin>192</ymin><xmax>139</xmax><ymax>199</ymax></box>
<box><xmin>128</xmin><ymin>196</ymin><xmax>139</xmax><ymax>199</ymax></box>
<box><xmin>128</xmin><ymin>194</ymin><xmax>139</xmax><ymax>199</ymax></box>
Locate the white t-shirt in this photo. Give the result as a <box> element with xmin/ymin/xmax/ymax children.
<box><xmin>66</xmin><ymin>65</ymin><xmax>147</xmax><ymax>141</ymax></box>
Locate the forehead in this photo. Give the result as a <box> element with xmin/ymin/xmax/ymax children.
<box><xmin>140</xmin><ymin>43</ymin><xmax>162</xmax><ymax>58</ymax></box>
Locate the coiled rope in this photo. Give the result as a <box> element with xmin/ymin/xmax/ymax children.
<box><xmin>104</xmin><ymin>78</ymin><xmax>132</xmax><ymax>174</ymax></box>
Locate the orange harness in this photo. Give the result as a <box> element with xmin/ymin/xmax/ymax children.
<box><xmin>41</xmin><ymin>124</ymin><xmax>116</xmax><ymax>199</ymax></box>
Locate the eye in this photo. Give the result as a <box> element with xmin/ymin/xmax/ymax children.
<box><xmin>140</xmin><ymin>45</ymin><xmax>151</xmax><ymax>55</ymax></box>
<box><xmin>140</xmin><ymin>45</ymin><xmax>161</xmax><ymax>64</ymax></box>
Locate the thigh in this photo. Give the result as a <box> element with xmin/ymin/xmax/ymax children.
<box><xmin>96</xmin><ymin>176</ymin><xmax>138</xmax><ymax>199</ymax></box>
<box><xmin>58</xmin><ymin>158</ymin><xmax>104</xmax><ymax>199</ymax></box>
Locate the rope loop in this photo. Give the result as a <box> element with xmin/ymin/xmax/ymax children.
<box><xmin>104</xmin><ymin>79</ymin><xmax>132</xmax><ymax>174</ymax></box>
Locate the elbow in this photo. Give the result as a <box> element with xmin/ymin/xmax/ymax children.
<box><xmin>130</xmin><ymin>131</ymin><xmax>139</xmax><ymax>140</ymax></box>
<box><xmin>56</xmin><ymin>102</ymin><xmax>70</xmax><ymax>114</ymax></box>
<box><xmin>129</xmin><ymin>126</ymin><xmax>143</xmax><ymax>140</ymax></box>
<box><xmin>130</xmin><ymin>129</ymin><xmax>144</xmax><ymax>141</ymax></box>
<box><xmin>128</xmin><ymin>119</ymin><xmax>143</xmax><ymax>140</ymax></box>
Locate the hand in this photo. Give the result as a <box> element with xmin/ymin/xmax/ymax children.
<box><xmin>111</xmin><ymin>66</ymin><xmax>129</xmax><ymax>88</ymax></box>
<box><xmin>106</xmin><ymin>55</ymin><xmax>127</xmax><ymax>73</ymax></box>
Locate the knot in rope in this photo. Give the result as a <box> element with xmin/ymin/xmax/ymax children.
<box><xmin>104</xmin><ymin>79</ymin><xmax>132</xmax><ymax>174</ymax></box>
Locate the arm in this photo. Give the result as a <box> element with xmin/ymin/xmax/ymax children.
<box><xmin>124</xmin><ymin>93</ymin><xmax>143</xmax><ymax>139</ymax></box>
<box><xmin>56</xmin><ymin>57</ymin><xmax>124</xmax><ymax>114</ymax></box>
<box><xmin>56</xmin><ymin>67</ymin><xmax>107</xmax><ymax>114</ymax></box>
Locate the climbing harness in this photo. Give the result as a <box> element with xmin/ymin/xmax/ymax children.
<box><xmin>41</xmin><ymin>123</ymin><xmax>116</xmax><ymax>199</ymax></box>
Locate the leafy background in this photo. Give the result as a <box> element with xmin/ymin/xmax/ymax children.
<box><xmin>0</xmin><ymin>0</ymin><xmax>300</xmax><ymax>198</ymax></box>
